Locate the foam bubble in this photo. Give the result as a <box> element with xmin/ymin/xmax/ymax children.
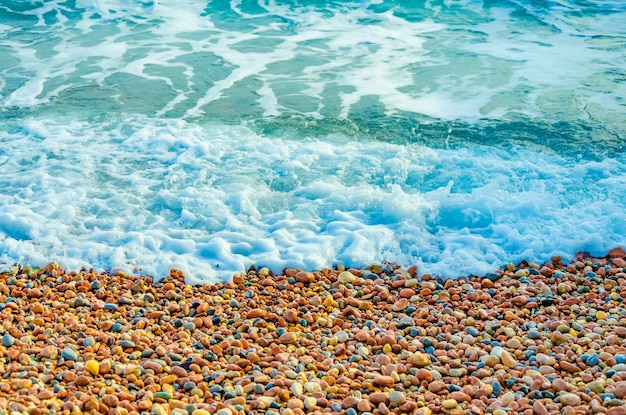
<box><xmin>0</xmin><ymin>116</ymin><xmax>625</xmax><ymax>283</ymax></box>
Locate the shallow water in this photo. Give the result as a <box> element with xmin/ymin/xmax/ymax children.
<box><xmin>1</xmin><ymin>0</ymin><xmax>625</xmax><ymax>283</ymax></box>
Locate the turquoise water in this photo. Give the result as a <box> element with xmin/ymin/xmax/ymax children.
<box><xmin>0</xmin><ymin>0</ymin><xmax>625</xmax><ymax>283</ymax></box>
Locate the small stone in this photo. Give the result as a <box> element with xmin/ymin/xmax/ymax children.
<box><xmin>2</xmin><ymin>333</ymin><xmax>15</xmax><ymax>347</ymax></box>
<box><xmin>291</xmin><ymin>383</ymin><xmax>303</xmax><ymax>397</ymax></box>
<box><xmin>155</xmin><ymin>391</ymin><xmax>173</xmax><ymax>400</ymax></box>
<box><xmin>560</xmin><ymin>393</ymin><xmax>581</xmax><ymax>406</ymax></box>
<box><xmin>99</xmin><ymin>359</ymin><xmax>112</xmax><ymax>374</ymax></box>
<box><xmin>278</xmin><ymin>332</ymin><xmax>298</xmax><ymax>344</ymax></box>
<box><xmin>373</xmin><ymin>376</ymin><xmax>395</xmax><ymax>387</ymax></box>
<box><xmin>75</xmin><ymin>375</ymin><xmax>90</xmax><ymax>386</ymax></box>
<box><xmin>367</xmin><ymin>392</ymin><xmax>390</xmax><ymax>404</ymax></box>
<box><xmin>247</xmin><ymin>308</ymin><xmax>267</xmax><ymax>318</ymax></box>
<box><xmin>559</xmin><ymin>361</ymin><xmax>579</xmax><ymax>372</ymax></box>
<box><xmin>102</xmin><ymin>394</ymin><xmax>119</xmax><ymax>407</ymax></box>
<box><xmin>501</xmin><ymin>350</ymin><xmax>518</xmax><ymax>368</ymax></box>
<box><xmin>428</xmin><ymin>380</ymin><xmax>447</xmax><ymax>394</ymax></box>
<box><xmin>389</xmin><ymin>391</ymin><xmax>406</xmax><ymax>407</ymax></box>
<box><xmin>119</xmin><ymin>340</ymin><xmax>136</xmax><ymax>348</ymax></box>
<box><xmin>152</xmin><ymin>404</ymin><xmax>168</xmax><ymax>415</ymax></box>
<box><xmin>449</xmin><ymin>392</ymin><xmax>471</xmax><ymax>402</ymax></box>
<box><xmin>410</xmin><ymin>352</ymin><xmax>431</xmax><ymax>367</ymax></box>
<box><xmin>337</xmin><ymin>271</ymin><xmax>357</xmax><ymax>284</ymax></box>
<box><xmin>61</xmin><ymin>346</ymin><xmax>78</xmax><ymax>361</ymax></box>
<box><xmin>303</xmin><ymin>397</ymin><xmax>317</xmax><ymax>410</ymax></box>
<box><xmin>442</xmin><ymin>399</ymin><xmax>458</xmax><ymax>409</ymax></box>
<box><xmin>85</xmin><ymin>359</ymin><xmax>100</xmax><ymax>375</ymax></box>
<box><xmin>533</xmin><ymin>400</ymin><xmax>549</xmax><ymax>415</ymax></box>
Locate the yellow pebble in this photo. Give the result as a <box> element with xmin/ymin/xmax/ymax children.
<box><xmin>442</xmin><ymin>399</ymin><xmax>458</xmax><ymax>409</ymax></box>
<box><xmin>596</xmin><ymin>311</ymin><xmax>607</xmax><ymax>320</ymax></box>
<box><xmin>86</xmin><ymin>360</ymin><xmax>100</xmax><ymax>376</ymax></box>
<box><xmin>161</xmin><ymin>375</ymin><xmax>177</xmax><ymax>384</ymax></box>
<box><xmin>382</xmin><ymin>344</ymin><xmax>392</xmax><ymax>353</ymax></box>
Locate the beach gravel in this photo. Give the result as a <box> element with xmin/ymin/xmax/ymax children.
<box><xmin>1</xmin><ymin>251</ymin><xmax>626</xmax><ymax>414</ymax></box>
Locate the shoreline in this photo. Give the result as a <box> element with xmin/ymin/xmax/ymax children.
<box><xmin>1</xmin><ymin>250</ymin><xmax>626</xmax><ymax>415</ymax></box>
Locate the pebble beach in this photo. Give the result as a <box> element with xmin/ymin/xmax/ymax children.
<box><xmin>2</xmin><ymin>250</ymin><xmax>626</xmax><ymax>415</ymax></box>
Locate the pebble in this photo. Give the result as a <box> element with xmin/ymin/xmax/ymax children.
<box><xmin>61</xmin><ymin>346</ymin><xmax>78</xmax><ymax>361</ymax></box>
<box><xmin>389</xmin><ymin>391</ymin><xmax>406</xmax><ymax>407</ymax></box>
<box><xmin>0</xmin><ymin>253</ymin><xmax>625</xmax><ymax>415</ymax></box>
<box><xmin>2</xmin><ymin>333</ymin><xmax>15</xmax><ymax>346</ymax></box>
<box><xmin>86</xmin><ymin>359</ymin><xmax>100</xmax><ymax>375</ymax></box>
<box><xmin>560</xmin><ymin>393</ymin><xmax>581</xmax><ymax>406</ymax></box>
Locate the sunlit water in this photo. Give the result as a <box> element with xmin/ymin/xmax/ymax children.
<box><xmin>1</xmin><ymin>0</ymin><xmax>625</xmax><ymax>283</ymax></box>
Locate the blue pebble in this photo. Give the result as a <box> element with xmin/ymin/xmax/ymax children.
<box><xmin>406</xmin><ymin>306</ymin><xmax>416</xmax><ymax>313</ymax></box>
<box><xmin>491</xmin><ymin>381</ymin><xmax>502</xmax><ymax>397</ymax></box>
<box><xmin>211</xmin><ymin>317</ymin><xmax>221</xmax><ymax>324</ymax></box>
<box><xmin>615</xmin><ymin>354</ymin><xmax>626</xmax><ymax>364</ymax></box>
<box><xmin>277</xmin><ymin>327</ymin><xmax>286</xmax><ymax>335</ymax></box>
<box><xmin>485</xmin><ymin>272</ymin><xmax>500</xmax><ymax>281</ymax></box>
<box><xmin>586</xmin><ymin>354</ymin><xmax>600</xmax><ymax>366</ymax></box>
<box><xmin>466</xmin><ymin>327</ymin><xmax>480</xmax><ymax>337</ymax></box>
<box><xmin>61</xmin><ymin>347</ymin><xmax>78</xmax><ymax>361</ymax></box>
<box><xmin>346</xmin><ymin>408</ymin><xmax>358</xmax><ymax>415</ymax></box>
<box><xmin>331</xmin><ymin>403</ymin><xmax>342</xmax><ymax>412</ymax></box>
<box><xmin>104</xmin><ymin>303</ymin><xmax>118</xmax><ymax>310</ymax></box>
<box><xmin>506</xmin><ymin>377</ymin><xmax>516</xmax><ymax>387</ymax></box>
<box><xmin>2</xmin><ymin>334</ymin><xmax>15</xmax><ymax>347</ymax></box>
<box><xmin>111</xmin><ymin>323</ymin><xmax>122</xmax><ymax>332</ymax></box>
<box><xmin>543</xmin><ymin>391</ymin><xmax>555</xmax><ymax>399</ymax></box>
<box><xmin>425</xmin><ymin>346</ymin><xmax>435</xmax><ymax>355</ymax></box>
<box><xmin>410</xmin><ymin>327</ymin><xmax>419</xmax><ymax>337</ymax></box>
<box><xmin>600</xmin><ymin>393</ymin><xmax>617</xmax><ymax>400</ymax></box>
<box><xmin>423</xmin><ymin>338</ymin><xmax>433</xmax><ymax>347</ymax></box>
<box><xmin>449</xmin><ymin>384</ymin><xmax>461</xmax><ymax>392</ymax></box>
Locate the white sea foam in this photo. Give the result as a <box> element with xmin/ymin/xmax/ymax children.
<box><xmin>0</xmin><ymin>116</ymin><xmax>624</xmax><ymax>283</ymax></box>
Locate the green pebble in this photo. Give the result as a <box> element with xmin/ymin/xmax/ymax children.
<box><xmin>155</xmin><ymin>391</ymin><xmax>173</xmax><ymax>400</ymax></box>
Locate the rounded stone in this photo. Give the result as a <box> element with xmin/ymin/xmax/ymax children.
<box><xmin>389</xmin><ymin>391</ymin><xmax>406</xmax><ymax>407</ymax></box>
